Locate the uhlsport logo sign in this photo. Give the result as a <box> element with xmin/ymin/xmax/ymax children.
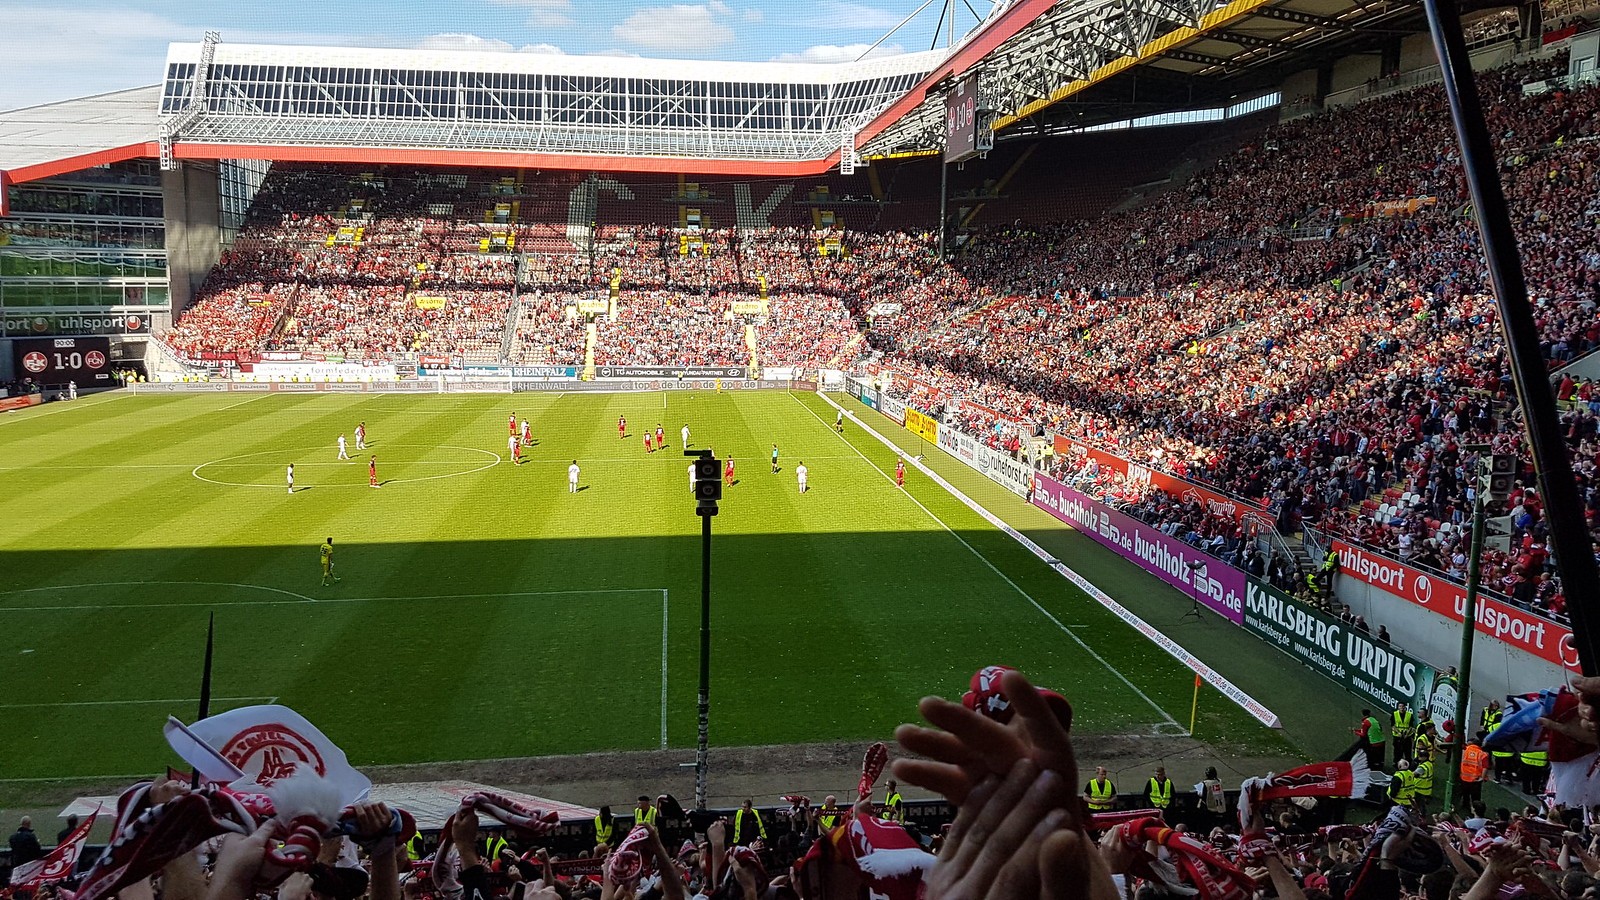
<box><xmin>1331</xmin><ymin>538</ymin><xmax>1573</xmax><ymax>670</ymax></box>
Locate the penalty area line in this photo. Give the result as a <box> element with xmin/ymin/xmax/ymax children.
<box><xmin>789</xmin><ymin>391</ymin><xmax>1182</xmax><ymax>730</ymax></box>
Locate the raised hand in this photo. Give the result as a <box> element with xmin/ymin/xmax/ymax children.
<box><xmin>894</xmin><ymin>669</ymin><xmax>1078</xmax><ymax>814</ymax></box>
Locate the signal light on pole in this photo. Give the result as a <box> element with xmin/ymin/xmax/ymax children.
<box><xmin>1483</xmin><ymin>453</ymin><xmax>1516</xmax><ymax>501</ymax></box>
<box><xmin>693</xmin><ymin>457</ymin><xmax>722</xmax><ymax>502</ymax></box>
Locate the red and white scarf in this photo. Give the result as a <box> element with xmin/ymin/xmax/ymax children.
<box><xmin>1116</xmin><ymin>819</ymin><xmax>1257</xmax><ymax>900</ymax></box>
<box><xmin>431</xmin><ymin>792</ymin><xmax>559</xmax><ymax>897</ymax></box>
<box><xmin>1238</xmin><ymin>752</ymin><xmax>1378</xmax><ymax>830</ymax></box>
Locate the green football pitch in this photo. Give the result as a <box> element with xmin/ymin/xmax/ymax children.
<box><xmin>0</xmin><ymin>388</ymin><xmax>1290</xmax><ymax>784</ymax></box>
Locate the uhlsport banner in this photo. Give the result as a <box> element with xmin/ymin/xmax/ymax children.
<box><xmin>1329</xmin><ymin>537</ymin><xmax>1578</xmax><ymax>671</ymax></box>
<box><xmin>906</xmin><ymin>408</ymin><xmax>939</xmax><ymax>443</ymax></box>
<box><xmin>1242</xmin><ymin>577</ymin><xmax>1436</xmax><ymax>712</ymax></box>
<box><xmin>1031</xmin><ymin>473</ymin><xmax>1244</xmax><ymax>624</ymax></box>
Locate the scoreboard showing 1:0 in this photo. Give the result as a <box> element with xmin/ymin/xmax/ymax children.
<box><xmin>13</xmin><ymin>336</ymin><xmax>113</xmax><ymax>385</ymax></box>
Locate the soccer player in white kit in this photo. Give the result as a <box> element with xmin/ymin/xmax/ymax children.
<box><xmin>286</xmin><ymin>463</ymin><xmax>295</xmax><ymax>494</ymax></box>
<box><xmin>688</xmin><ymin>462</ymin><xmax>697</xmax><ymax>490</ymax></box>
<box><xmin>796</xmin><ymin>462</ymin><xmax>808</xmax><ymax>493</ymax></box>
<box><xmin>521</xmin><ymin>419</ymin><xmax>531</xmax><ymax>444</ymax></box>
<box><xmin>508</xmin><ymin>433</ymin><xmax>519</xmax><ymax>454</ymax></box>
<box><xmin>355</xmin><ymin>422</ymin><xmax>367</xmax><ymax>450</ymax></box>
<box><xmin>568</xmin><ymin>460</ymin><xmax>580</xmax><ymax>493</ymax></box>
<box><xmin>337</xmin><ymin>435</ymin><xmax>349</xmax><ymax>460</ymax></box>
<box><xmin>681</xmin><ymin>424</ymin><xmax>691</xmax><ymax>448</ymax></box>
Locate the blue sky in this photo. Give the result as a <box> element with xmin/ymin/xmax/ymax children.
<box><xmin>0</xmin><ymin>0</ymin><xmax>999</xmax><ymax>111</ymax></box>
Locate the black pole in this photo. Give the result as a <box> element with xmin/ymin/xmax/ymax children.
<box><xmin>193</xmin><ymin>611</ymin><xmax>215</xmax><ymax>788</ymax></box>
<box><xmin>1421</xmin><ymin>0</ymin><xmax>1600</xmax><ymax>675</ymax></box>
<box><xmin>937</xmin><ymin>160</ymin><xmax>949</xmax><ymax>261</ymax></box>
<box><xmin>696</xmin><ymin>504</ymin><xmax>712</xmax><ymax>809</ymax></box>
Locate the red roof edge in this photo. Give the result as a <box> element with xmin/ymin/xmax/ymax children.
<box><xmin>851</xmin><ymin>0</ymin><xmax>1059</xmax><ymax>151</ymax></box>
<box><xmin>4</xmin><ymin>142</ymin><xmax>162</xmax><ymax>187</ymax></box>
<box><xmin>172</xmin><ymin>143</ymin><xmax>837</xmax><ymax>176</ymax></box>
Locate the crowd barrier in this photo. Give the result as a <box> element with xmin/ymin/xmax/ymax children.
<box><xmin>1326</xmin><ymin>536</ymin><xmax>1578</xmax><ymax>672</ymax></box>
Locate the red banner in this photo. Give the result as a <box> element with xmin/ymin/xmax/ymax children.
<box><xmin>9</xmin><ymin>810</ymin><xmax>97</xmax><ymax>888</ymax></box>
<box><xmin>1329</xmin><ymin>538</ymin><xmax>1578</xmax><ymax>671</ymax></box>
<box><xmin>1051</xmin><ymin>435</ymin><xmax>1274</xmax><ymax>532</ymax></box>
<box><xmin>0</xmin><ymin>394</ymin><xmax>43</xmax><ymax>413</ymax></box>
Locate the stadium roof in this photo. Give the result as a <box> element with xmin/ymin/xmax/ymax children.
<box><xmin>859</xmin><ymin>0</ymin><xmax>1435</xmax><ymax>156</ymax></box>
<box><xmin>0</xmin><ymin>86</ymin><xmax>160</xmax><ymax>184</ymax></box>
<box><xmin>154</xmin><ymin>40</ymin><xmax>949</xmax><ymax>175</ymax></box>
<box><xmin>0</xmin><ymin>0</ymin><xmax>1455</xmax><ymax>188</ymax></box>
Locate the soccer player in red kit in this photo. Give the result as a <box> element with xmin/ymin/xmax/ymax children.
<box><xmin>512</xmin><ymin>437</ymin><xmax>523</xmax><ymax>466</ymax></box>
<box><xmin>368</xmin><ymin>456</ymin><xmax>379</xmax><ymax>488</ymax></box>
<box><xmin>724</xmin><ymin>457</ymin><xmax>735</xmax><ymax>486</ymax></box>
<box><xmin>644</xmin><ymin>431</ymin><xmax>653</xmax><ymax>453</ymax></box>
<box><xmin>618</xmin><ymin>415</ymin><xmax>627</xmax><ymax>439</ymax></box>
<box><xmin>895</xmin><ymin>458</ymin><xmax>905</xmax><ymax>487</ymax></box>
<box><xmin>508</xmin><ymin>414</ymin><xmax>518</xmax><ymax>438</ymax></box>
<box><xmin>655</xmin><ymin>424</ymin><xmax>665</xmax><ymax>448</ymax></box>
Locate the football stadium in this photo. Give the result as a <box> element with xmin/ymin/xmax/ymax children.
<box><xmin>4</xmin><ymin>0</ymin><xmax>1600</xmax><ymax>895</ymax></box>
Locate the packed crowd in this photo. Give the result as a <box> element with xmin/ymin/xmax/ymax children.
<box><xmin>754</xmin><ymin>296</ymin><xmax>861</xmax><ymax>371</ymax></box>
<box><xmin>507</xmin><ymin>295</ymin><xmax>588</xmax><ymax>367</ymax></box>
<box><xmin>594</xmin><ymin>293</ymin><xmax>748</xmax><ymax>367</ymax></box>
<box><xmin>12</xmin><ymin>666</ymin><xmax>1600</xmax><ymax>900</ymax></box>
<box><xmin>862</xmin><ymin>51</ymin><xmax>1600</xmax><ymax>624</ymax></box>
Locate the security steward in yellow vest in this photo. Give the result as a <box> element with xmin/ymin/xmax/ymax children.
<box><xmin>1479</xmin><ymin>701</ymin><xmax>1503</xmax><ymax>735</ymax></box>
<box><xmin>733</xmin><ymin>799</ymin><xmax>767</xmax><ymax>845</ymax></box>
<box><xmin>816</xmin><ymin>796</ymin><xmax>844</xmax><ymax>833</ymax></box>
<box><xmin>1411</xmin><ymin>758</ymin><xmax>1435</xmax><ymax>813</ymax></box>
<box><xmin>1488</xmin><ymin>726</ymin><xmax>1518</xmax><ymax>786</ymax></box>
<box><xmin>879</xmin><ymin>780</ymin><xmax>905</xmax><ymax>823</ymax></box>
<box><xmin>1520</xmin><ymin>748</ymin><xmax>1549</xmax><ymax>796</ymax></box>
<box><xmin>1413</xmin><ymin>726</ymin><xmax>1437</xmax><ymax>763</ymax></box>
<box><xmin>594</xmin><ymin>806</ymin><xmax>616</xmax><ymax>848</ymax></box>
<box><xmin>634</xmin><ymin>796</ymin><xmax>658</xmax><ymax>828</ymax></box>
<box><xmin>1085</xmin><ymin>766</ymin><xmax>1117</xmax><ymax>812</ymax></box>
<box><xmin>1391</xmin><ymin>704</ymin><xmax>1416</xmax><ymax>764</ymax></box>
<box><xmin>405</xmin><ymin>831</ymin><xmax>427</xmax><ymax>862</ymax></box>
<box><xmin>483</xmin><ymin>832</ymin><xmax>509</xmax><ymax>869</ymax></box>
<box><xmin>1147</xmin><ymin>767</ymin><xmax>1175</xmax><ymax>810</ymax></box>
<box><xmin>1387</xmin><ymin>760</ymin><xmax>1416</xmax><ymax>806</ymax></box>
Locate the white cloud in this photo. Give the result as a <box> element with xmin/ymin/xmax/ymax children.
<box><xmin>416</xmin><ymin>32</ymin><xmax>516</xmax><ymax>52</ymax></box>
<box><xmin>785</xmin><ymin>1</ymin><xmax>907</xmax><ymax>32</ymax></box>
<box><xmin>612</xmin><ymin>4</ymin><xmax>735</xmax><ymax>50</ymax></box>
<box><xmin>772</xmin><ymin>42</ymin><xmax>906</xmax><ymax>63</ymax></box>
<box><xmin>489</xmin><ymin>0</ymin><xmax>574</xmax><ymax>28</ymax></box>
<box><xmin>415</xmin><ymin>33</ymin><xmax>566</xmax><ymax>53</ymax></box>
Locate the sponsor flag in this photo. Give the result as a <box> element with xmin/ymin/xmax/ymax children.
<box><xmin>165</xmin><ymin>705</ymin><xmax>370</xmax><ymax>804</ymax></box>
<box><xmin>10</xmin><ymin>810</ymin><xmax>97</xmax><ymax>887</ymax></box>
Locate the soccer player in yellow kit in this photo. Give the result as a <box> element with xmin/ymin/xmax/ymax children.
<box><xmin>320</xmin><ymin>537</ymin><xmax>340</xmax><ymax>586</ymax></box>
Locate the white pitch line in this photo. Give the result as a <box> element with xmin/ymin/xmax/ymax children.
<box><xmin>0</xmin><ymin>580</ymin><xmax>318</xmax><ymax>604</ymax></box>
<box><xmin>787</xmin><ymin>392</ymin><xmax>1181</xmax><ymax>728</ymax></box>
<box><xmin>217</xmin><ymin>394</ymin><xmax>274</xmax><ymax>411</ymax></box>
<box><xmin>660</xmin><ymin>588</ymin><xmax>670</xmax><ymax>750</ymax></box>
<box><xmin>0</xmin><ymin>695</ymin><xmax>274</xmax><ymax>710</ymax></box>
<box><xmin>0</xmin><ymin>585</ymin><xmax>666</xmax><ymax>612</ymax></box>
